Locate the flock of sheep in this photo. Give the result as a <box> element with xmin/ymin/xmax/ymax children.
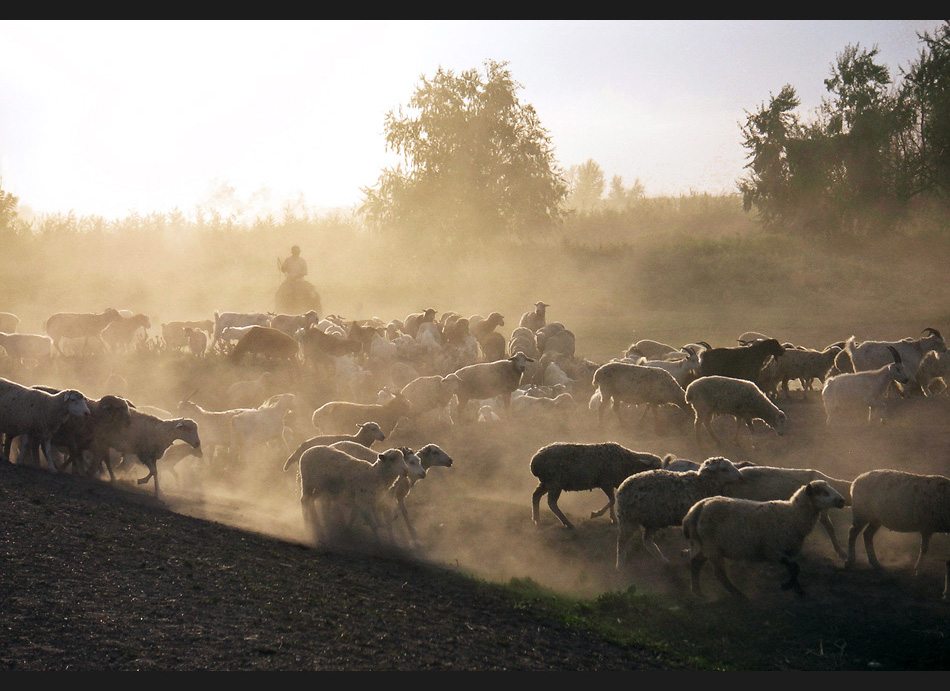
<box><xmin>0</xmin><ymin>301</ymin><xmax>948</xmax><ymax>602</ymax></box>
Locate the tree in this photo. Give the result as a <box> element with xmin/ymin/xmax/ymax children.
<box><xmin>0</xmin><ymin>184</ymin><xmax>25</xmax><ymax>236</ymax></box>
<box><xmin>568</xmin><ymin>159</ymin><xmax>605</xmax><ymax>211</ymax></box>
<box><xmin>360</xmin><ymin>60</ymin><xmax>568</xmax><ymax>241</ymax></box>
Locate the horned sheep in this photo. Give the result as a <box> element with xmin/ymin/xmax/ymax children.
<box><xmin>530</xmin><ymin>442</ymin><xmax>663</xmax><ymax>530</ymax></box>
<box><xmin>697</xmin><ymin>338</ymin><xmax>785</xmax><ymax>383</ymax></box>
<box><xmin>821</xmin><ymin>345</ymin><xmax>909</xmax><ymax>426</ymax></box>
<box><xmin>845</xmin><ymin>469</ymin><xmax>950</xmax><ymax>600</ymax></box>
<box><xmin>840</xmin><ymin>328</ymin><xmax>946</xmax><ymax>392</ymax></box>
<box><xmin>685</xmin><ymin>375</ymin><xmax>788</xmax><ymax>446</ymax></box>
<box><xmin>683</xmin><ymin>480</ymin><xmax>847</xmax><ymax>599</ymax></box>
<box><xmin>615</xmin><ymin>456</ymin><xmax>745</xmax><ymax>565</ymax></box>
<box><xmin>917</xmin><ymin>350</ymin><xmax>950</xmax><ymax>395</ymax></box>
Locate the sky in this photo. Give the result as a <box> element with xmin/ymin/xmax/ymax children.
<box><xmin>0</xmin><ymin>20</ymin><xmax>944</xmax><ymax>220</ymax></box>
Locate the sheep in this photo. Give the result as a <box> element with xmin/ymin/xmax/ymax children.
<box><xmin>100</xmin><ymin>312</ymin><xmax>151</xmax><ymax>352</ymax></box>
<box><xmin>591</xmin><ymin>361</ymin><xmax>689</xmax><ymax>428</ymax></box>
<box><xmin>269</xmin><ymin>310</ymin><xmax>320</xmax><ymax>336</ymax></box>
<box><xmin>509</xmin><ymin>390</ymin><xmax>577</xmax><ymax>422</ymax></box>
<box><xmin>28</xmin><ymin>387</ymin><xmax>133</xmax><ymax>477</ymax></box>
<box><xmin>821</xmin><ymin>345</ymin><xmax>910</xmax><ymax>426</ymax></box>
<box><xmin>448</xmin><ymin>351</ymin><xmax>534</xmax><ymax>420</ymax></box>
<box><xmin>0</xmin><ymin>378</ymin><xmax>90</xmax><ymax>472</ymax></box>
<box><xmin>636</xmin><ymin>348</ymin><xmax>702</xmax><ymax>389</ymax></box>
<box><xmin>684</xmin><ymin>375</ymin><xmax>788</xmax><ymax>446</ymax></box>
<box><xmin>311</xmin><ymin>392</ymin><xmax>413</xmax><ymax>436</ymax></box>
<box><xmin>530</xmin><ymin>442</ymin><xmax>663</xmax><ymax>530</ymax></box>
<box><xmin>768</xmin><ymin>344</ymin><xmax>842</xmax><ymax>398</ymax></box>
<box><xmin>0</xmin><ymin>312</ymin><xmax>20</xmax><ymax>333</ymax></box>
<box><xmin>840</xmin><ymin>328</ymin><xmax>946</xmax><ymax>393</ymax></box>
<box><xmin>176</xmin><ymin>398</ymin><xmax>245</xmax><ymax>462</ymax></box>
<box><xmin>519</xmin><ymin>301</ymin><xmax>548</xmax><ymax>333</ymax></box>
<box><xmin>297</xmin><ymin>446</ymin><xmax>408</xmax><ymax>544</ymax></box>
<box><xmin>161</xmin><ymin>319</ymin><xmax>214</xmax><ymax>350</ymax></box>
<box><xmin>624</xmin><ymin>339</ymin><xmax>680</xmax><ymax>361</ymax></box>
<box><xmin>183</xmin><ymin>326</ymin><xmax>208</xmax><ymax>356</ymax></box>
<box><xmin>230</xmin><ymin>326</ymin><xmax>299</xmax><ymax>363</ymax></box>
<box><xmin>723</xmin><ymin>465</ymin><xmax>854</xmax><ymax>559</ymax></box>
<box><xmin>298</xmin><ymin>325</ymin><xmax>362</xmax><ymax>371</ymax></box>
<box><xmin>479</xmin><ymin>330</ymin><xmax>508</xmax><ymax>363</ymax></box>
<box><xmin>399</xmin><ymin>374</ymin><xmax>460</xmax><ymax>421</ymax></box>
<box><xmin>94</xmin><ymin>408</ymin><xmax>201</xmax><ymax>496</ymax></box>
<box><xmin>332</xmin><ymin>441</ymin><xmax>452</xmax><ymax>547</ymax></box>
<box><xmin>0</xmin><ymin>332</ymin><xmax>53</xmax><ymax>364</ymax></box>
<box><xmin>470</xmin><ymin>312</ymin><xmax>505</xmax><ymax>344</ymax></box>
<box><xmin>615</xmin><ymin>456</ymin><xmax>745</xmax><ymax>565</ymax></box>
<box><xmin>283</xmin><ymin>421</ymin><xmax>387</xmax><ymax>471</ymax></box>
<box><xmin>404</xmin><ymin>308</ymin><xmax>437</xmax><ymax>339</ymax></box>
<box><xmin>683</xmin><ymin>480</ymin><xmax>847</xmax><ymax>599</ymax></box>
<box><xmin>212</xmin><ymin>311</ymin><xmax>271</xmax><ymax>348</ymax></box>
<box><xmin>916</xmin><ymin>350</ymin><xmax>950</xmax><ymax>395</ymax></box>
<box><xmin>845</xmin><ymin>469</ymin><xmax>950</xmax><ymax>600</ymax></box>
<box><xmin>229</xmin><ymin>393</ymin><xmax>296</xmax><ymax>464</ymax></box>
<box><xmin>697</xmin><ymin>338</ymin><xmax>786</xmax><ymax>383</ymax></box>
<box><xmin>44</xmin><ymin>308</ymin><xmax>122</xmax><ymax>356</ymax></box>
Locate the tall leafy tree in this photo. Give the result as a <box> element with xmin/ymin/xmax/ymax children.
<box><xmin>568</xmin><ymin>159</ymin><xmax>606</xmax><ymax>211</ymax></box>
<box><xmin>360</xmin><ymin>60</ymin><xmax>568</xmax><ymax>240</ymax></box>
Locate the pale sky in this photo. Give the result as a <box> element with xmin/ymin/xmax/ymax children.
<box><xmin>0</xmin><ymin>20</ymin><xmax>943</xmax><ymax>220</ymax></box>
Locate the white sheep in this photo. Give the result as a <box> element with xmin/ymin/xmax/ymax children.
<box><xmin>683</xmin><ymin>479</ymin><xmax>847</xmax><ymax>599</ymax></box>
<box><xmin>821</xmin><ymin>345</ymin><xmax>910</xmax><ymax>426</ymax></box>
<box><xmin>270</xmin><ymin>310</ymin><xmax>320</xmax><ymax>336</ymax></box>
<box><xmin>845</xmin><ymin>469</ymin><xmax>950</xmax><ymax>600</ymax></box>
<box><xmin>311</xmin><ymin>392</ymin><xmax>413</xmax><ymax>436</ymax></box>
<box><xmin>399</xmin><ymin>374</ymin><xmax>460</xmax><ymax>425</ymax></box>
<box><xmin>723</xmin><ymin>465</ymin><xmax>854</xmax><ymax>559</ymax></box>
<box><xmin>507</xmin><ymin>326</ymin><xmax>540</xmax><ymax>360</ymax></box>
<box><xmin>297</xmin><ymin>446</ymin><xmax>408</xmax><ymax>544</ymax></box>
<box><xmin>591</xmin><ymin>361</ymin><xmax>689</xmax><ymax>428</ymax></box>
<box><xmin>44</xmin><ymin>308</ymin><xmax>122</xmax><ymax>356</ymax></box>
<box><xmin>624</xmin><ymin>339</ymin><xmax>679</xmax><ymax>361</ymax></box>
<box><xmin>530</xmin><ymin>442</ymin><xmax>663</xmax><ymax>529</ymax></box>
<box><xmin>0</xmin><ymin>378</ymin><xmax>90</xmax><ymax>472</ymax></box>
<box><xmin>841</xmin><ymin>329</ymin><xmax>946</xmax><ymax>392</ymax></box>
<box><xmin>917</xmin><ymin>350</ymin><xmax>950</xmax><ymax>395</ymax></box>
<box><xmin>229</xmin><ymin>393</ymin><xmax>296</xmax><ymax>464</ymax></box>
<box><xmin>684</xmin><ymin>375</ymin><xmax>788</xmax><ymax>446</ymax></box>
<box><xmin>0</xmin><ymin>332</ymin><xmax>54</xmax><ymax>364</ymax></box>
<box><xmin>283</xmin><ymin>421</ymin><xmax>387</xmax><ymax>471</ymax></box>
<box><xmin>161</xmin><ymin>320</ymin><xmax>214</xmax><ymax>350</ymax></box>
<box><xmin>176</xmin><ymin>398</ymin><xmax>246</xmax><ymax>462</ymax></box>
<box><xmin>509</xmin><ymin>390</ymin><xmax>577</xmax><ymax>422</ymax></box>
<box><xmin>212</xmin><ymin>311</ymin><xmax>271</xmax><ymax>348</ymax></box>
<box><xmin>449</xmin><ymin>351</ymin><xmax>534</xmax><ymax>420</ymax></box>
<box><xmin>636</xmin><ymin>348</ymin><xmax>702</xmax><ymax>389</ymax></box>
<box><xmin>615</xmin><ymin>456</ymin><xmax>745</xmax><ymax>565</ymax></box>
<box><xmin>767</xmin><ymin>344</ymin><xmax>842</xmax><ymax>398</ymax></box>
<box><xmin>519</xmin><ymin>301</ymin><xmax>548</xmax><ymax>332</ymax></box>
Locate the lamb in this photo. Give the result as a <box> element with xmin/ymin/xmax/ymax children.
<box><xmin>839</xmin><ymin>328</ymin><xmax>946</xmax><ymax>393</ymax></box>
<box><xmin>311</xmin><ymin>392</ymin><xmax>412</xmax><ymax>436</ymax></box>
<box><xmin>0</xmin><ymin>332</ymin><xmax>54</xmax><ymax>364</ymax></box>
<box><xmin>615</xmin><ymin>456</ymin><xmax>745</xmax><ymax>565</ymax></box>
<box><xmin>45</xmin><ymin>308</ymin><xmax>122</xmax><ymax>356</ymax></box>
<box><xmin>212</xmin><ymin>311</ymin><xmax>271</xmax><ymax>348</ymax></box>
<box><xmin>768</xmin><ymin>344</ymin><xmax>842</xmax><ymax>398</ymax></box>
<box><xmin>283</xmin><ymin>421</ymin><xmax>387</xmax><ymax>471</ymax></box>
<box><xmin>183</xmin><ymin>326</ymin><xmax>207</xmax><ymax>356</ymax></box>
<box><xmin>530</xmin><ymin>442</ymin><xmax>663</xmax><ymax>530</ymax></box>
<box><xmin>297</xmin><ymin>446</ymin><xmax>408</xmax><ymax>544</ymax></box>
<box><xmin>591</xmin><ymin>361</ymin><xmax>689</xmax><ymax>427</ymax></box>
<box><xmin>519</xmin><ymin>301</ymin><xmax>548</xmax><ymax>332</ymax></box>
<box><xmin>0</xmin><ymin>378</ymin><xmax>91</xmax><ymax>471</ymax></box>
<box><xmin>230</xmin><ymin>326</ymin><xmax>299</xmax><ymax>363</ymax></box>
<box><xmin>100</xmin><ymin>312</ymin><xmax>151</xmax><ymax>352</ymax></box>
<box><xmin>845</xmin><ymin>469</ymin><xmax>950</xmax><ymax>600</ymax></box>
<box><xmin>684</xmin><ymin>375</ymin><xmax>788</xmax><ymax>446</ymax></box>
<box><xmin>683</xmin><ymin>480</ymin><xmax>847</xmax><ymax>599</ymax></box>
<box><xmin>332</xmin><ymin>441</ymin><xmax>452</xmax><ymax>547</ymax></box>
<box><xmin>723</xmin><ymin>465</ymin><xmax>854</xmax><ymax>558</ymax></box>
<box><xmin>697</xmin><ymin>338</ymin><xmax>786</xmax><ymax>383</ymax></box>
<box><xmin>448</xmin><ymin>351</ymin><xmax>534</xmax><ymax>419</ymax></box>
<box><xmin>94</xmin><ymin>408</ymin><xmax>201</xmax><ymax>496</ymax></box>
<box><xmin>0</xmin><ymin>312</ymin><xmax>20</xmax><ymax>333</ymax></box>
<box><xmin>821</xmin><ymin>345</ymin><xmax>910</xmax><ymax>426</ymax></box>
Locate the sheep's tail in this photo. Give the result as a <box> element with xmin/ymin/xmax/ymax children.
<box><xmin>283</xmin><ymin>444</ymin><xmax>304</xmax><ymax>471</ymax></box>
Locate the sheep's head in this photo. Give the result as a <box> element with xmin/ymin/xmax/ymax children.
<box><xmin>417</xmin><ymin>443</ymin><xmax>453</xmax><ymax>469</ymax></box>
<box><xmin>509</xmin><ymin>351</ymin><xmax>535</xmax><ymax>373</ymax></box>
<box><xmin>698</xmin><ymin>456</ymin><xmax>743</xmax><ymax>485</ymax></box>
<box><xmin>99</xmin><ymin>395</ymin><xmax>133</xmax><ymax>427</ymax></box>
<box><xmin>62</xmin><ymin>390</ymin><xmax>91</xmax><ymax>418</ymax></box>
<box><xmin>804</xmin><ymin>480</ymin><xmax>846</xmax><ymax>510</ymax></box>
<box><xmin>375</xmin><ymin>448</ymin><xmax>408</xmax><ymax>477</ymax></box>
<box><xmin>771</xmin><ymin>410</ymin><xmax>788</xmax><ymax>436</ymax></box>
<box><xmin>357</xmin><ymin>421</ymin><xmax>386</xmax><ymax>444</ymax></box>
<box><xmin>922</xmin><ymin>327</ymin><xmax>947</xmax><ymax>353</ymax></box>
<box><xmin>175</xmin><ymin>418</ymin><xmax>202</xmax><ymax>452</ymax></box>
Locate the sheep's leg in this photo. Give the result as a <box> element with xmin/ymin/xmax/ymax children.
<box><xmin>589</xmin><ymin>487</ymin><xmax>616</xmax><ymax>522</ymax></box>
<box><xmin>710</xmin><ymin>556</ymin><xmax>746</xmax><ymax>600</ymax></box>
<box><xmin>642</xmin><ymin>528</ymin><xmax>669</xmax><ymax>563</ymax></box>
<box><xmin>531</xmin><ymin>483</ymin><xmax>547</xmax><ymax>524</ymax></box>
<box><xmin>819</xmin><ymin>510</ymin><xmax>847</xmax><ymax>560</ymax></box>
<box><xmin>40</xmin><ymin>438</ymin><xmax>57</xmax><ymax>473</ymax></box>
<box><xmin>862</xmin><ymin>521</ymin><xmax>883</xmax><ymax>569</ymax></box>
<box><xmin>615</xmin><ymin>522</ymin><xmax>637</xmax><ymax>569</ymax></box>
<box><xmin>396</xmin><ymin>496</ymin><xmax>420</xmax><ymax>547</ymax></box>
<box><xmin>914</xmin><ymin>532</ymin><xmax>933</xmax><ymax>576</ymax></box>
<box><xmin>779</xmin><ymin>556</ymin><xmax>805</xmax><ymax>595</ymax></box>
<box><xmin>689</xmin><ymin>552</ymin><xmax>707</xmax><ymax>597</ymax></box>
<box><xmin>845</xmin><ymin>519</ymin><xmax>867</xmax><ymax>568</ymax></box>
<box><xmin>546</xmin><ymin>489</ymin><xmax>574</xmax><ymax>529</ymax></box>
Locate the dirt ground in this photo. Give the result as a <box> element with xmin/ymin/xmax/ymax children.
<box><xmin>2</xmin><ymin>361</ymin><xmax>950</xmax><ymax>670</ymax></box>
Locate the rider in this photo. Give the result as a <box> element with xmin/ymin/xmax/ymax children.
<box><xmin>280</xmin><ymin>245</ymin><xmax>308</xmax><ymax>283</ymax></box>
